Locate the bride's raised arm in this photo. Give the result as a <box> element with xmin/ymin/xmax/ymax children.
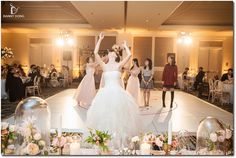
<box><xmin>118</xmin><ymin>41</ymin><xmax>131</xmax><ymax>68</ymax></box>
<box><xmin>94</xmin><ymin>32</ymin><xmax>105</xmax><ymax>67</ymax></box>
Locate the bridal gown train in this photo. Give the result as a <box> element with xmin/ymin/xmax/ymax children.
<box><xmin>86</xmin><ymin>70</ymin><xmax>141</xmax><ymax>148</ymax></box>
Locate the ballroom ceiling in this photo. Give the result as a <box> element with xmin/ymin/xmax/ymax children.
<box><xmin>1</xmin><ymin>1</ymin><xmax>233</xmax><ymax>31</ymax></box>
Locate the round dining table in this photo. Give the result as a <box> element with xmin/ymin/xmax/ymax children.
<box><xmin>1</xmin><ymin>79</ymin><xmax>8</xmax><ymax>99</ymax></box>
<box><xmin>222</xmin><ymin>83</ymin><xmax>234</xmax><ymax>104</ymax></box>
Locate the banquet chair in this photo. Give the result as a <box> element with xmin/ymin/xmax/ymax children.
<box><xmin>213</xmin><ymin>80</ymin><xmax>230</xmax><ymax>105</ymax></box>
<box><xmin>50</xmin><ymin>72</ymin><xmax>59</xmax><ymax>87</ymax></box>
<box><xmin>25</xmin><ymin>76</ymin><xmax>41</xmax><ymax>97</ymax></box>
<box><xmin>59</xmin><ymin>73</ymin><xmax>69</xmax><ymax>87</ymax></box>
<box><xmin>208</xmin><ymin>79</ymin><xmax>215</xmax><ymax>102</ymax></box>
<box><xmin>212</xmin><ymin>80</ymin><xmax>223</xmax><ymax>104</ymax></box>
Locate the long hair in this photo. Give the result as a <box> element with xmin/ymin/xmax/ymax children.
<box><xmin>130</xmin><ymin>58</ymin><xmax>139</xmax><ymax>70</ymax></box>
<box><xmin>170</xmin><ymin>56</ymin><xmax>176</xmax><ymax>66</ymax></box>
<box><xmin>115</xmin><ymin>53</ymin><xmax>120</xmax><ymax>62</ymax></box>
<box><xmin>144</xmin><ymin>58</ymin><xmax>152</xmax><ymax>70</ymax></box>
<box><xmin>112</xmin><ymin>44</ymin><xmax>121</xmax><ymax>63</ymax></box>
<box><xmin>86</xmin><ymin>56</ymin><xmax>92</xmax><ymax>63</ymax></box>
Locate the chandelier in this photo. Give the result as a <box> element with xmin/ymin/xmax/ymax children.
<box><xmin>177</xmin><ymin>32</ymin><xmax>192</xmax><ymax>45</ymax></box>
<box><xmin>55</xmin><ymin>29</ymin><xmax>75</xmax><ymax>47</ymax></box>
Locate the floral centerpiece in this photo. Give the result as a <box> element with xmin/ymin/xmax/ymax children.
<box><xmin>140</xmin><ymin>132</ymin><xmax>177</xmax><ymax>151</ymax></box>
<box><xmin>16</xmin><ymin>116</ymin><xmax>48</xmax><ymax>155</ymax></box>
<box><xmin>1</xmin><ymin>122</ymin><xmax>17</xmax><ymax>155</ymax></box>
<box><xmin>1</xmin><ymin>47</ymin><xmax>14</xmax><ymax>60</ymax></box>
<box><xmin>131</xmin><ymin>136</ymin><xmax>140</xmax><ymax>155</ymax></box>
<box><xmin>50</xmin><ymin>131</ymin><xmax>82</xmax><ymax>155</ymax></box>
<box><xmin>196</xmin><ymin>117</ymin><xmax>233</xmax><ymax>155</ymax></box>
<box><xmin>224</xmin><ymin>126</ymin><xmax>233</xmax><ymax>155</ymax></box>
<box><xmin>85</xmin><ymin>129</ymin><xmax>111</xmax><ymax>154</ymax></box>
<box><xmin>204</xmin><ymin>127</ymin><xmax>233</xmax><ymax>155</ymax></box>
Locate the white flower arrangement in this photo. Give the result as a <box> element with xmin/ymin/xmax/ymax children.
<box><xmin>17</xmin><ymin>116</ymin><xmax>48</xmax><ymax>155</ymax></box>
<box><xmin>206</xmin><ymin>128</ymin><xmax>233</xmax><ymax>154</ymax></box>
<box><xmin>225</xmin><ymin>129</ymin><xmax>232</xmax><ymax>139</ymax></box>
<box><xmin>1</xmin><ymin>122</ymin><xmax>17</xmax><ymax>155</ymax></box>
<box><xmin>1</xmin><ymin>122</ymin><xmax>9</xmax><ymax>130</ymax></box>
<box><xmin>209</xmin><ymin>133</ymin><xmax>217</xmax><ymax>142</ymax></box>
<box><xmin>1</xmin><ymin>47</ymin><xmax>14</xmax><ymax>59</ymax></box>
<box><xmin>131</xmin><ymin>136</ymin><xmax>140</xmax><ymax>143</ymax></box>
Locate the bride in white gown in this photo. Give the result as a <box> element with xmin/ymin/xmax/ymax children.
<box><xmin>86</xmin><ymin>33</ymin><xmax>141</xmax><ymax>148</ymax></box>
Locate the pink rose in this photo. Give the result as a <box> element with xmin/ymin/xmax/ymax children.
<box><xmin>225</xmin><ymin>129</ymin><xmax>232</xmax><ymax>139</ymax></box>
<box><xmin>26</xmin><ymin>143</ymin><xmax>39</xmax><ymax>155</ymax></box>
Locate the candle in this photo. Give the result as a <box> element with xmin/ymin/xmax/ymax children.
<box><xmin>168</xmin><ymin>119</ymin><xmax>172</xmax><ymax>145</ymax></box>
<box><xmin>70</xmin><ymin>142</ymin><xmax>80</xmax><ymax>155</ymax></box>
<box><xmin>140</xmin><ymin>142</ymin><xmax>151</xmax><ymax>155</ymax></box>
<box><xmin>58</xmin><ymin>114</ymin><xmax>62</xmax><ymax>137</ymax></box>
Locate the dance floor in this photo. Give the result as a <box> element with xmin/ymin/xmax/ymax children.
<box><xmin>4</xmin><ymin>89</ymin><xmax>233</xmax><ymax>135</ymax></box>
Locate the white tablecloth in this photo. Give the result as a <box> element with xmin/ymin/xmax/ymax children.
<box><xmin>1</xmin><ymin>79</ymin><xmax>7</xmax><ymax>99</ymax></box>
<box><xmin>223</xmin><ymin>83</ymin><xmax>234</xmax><ymax>104</ymax></box>
<box><xmin>178</xmin><ymin>74</ymin><xmax>195</xmax><ymax>90</ymax></box>
<box><xmin>21</xmin><ymin>77</ymin><xmax>31</xmax><ymax>83</ymax></box>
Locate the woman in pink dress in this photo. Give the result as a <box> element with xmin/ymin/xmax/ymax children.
<box><xmin>126</xmin><ymin>58</ymin><xmax>141</xmax><ymax>106</ymax></box>
<box><xmin>73</xmin><ymin>57</ymin><xmax>97</xmax><ymax>108</ymax></box>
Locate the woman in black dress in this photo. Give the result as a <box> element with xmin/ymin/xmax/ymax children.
<box><xmin>6</xmin><ymin>67</ymin><xmax>25</xmax><ymax>102</ymax></box>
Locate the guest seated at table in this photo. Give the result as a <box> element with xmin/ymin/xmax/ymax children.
<box><xmin>182</xmin><ymin>67</ymin><xmax>190</xmax><ymax>91</ymax></box>
<box><xmin>194</xmin><ymin>67</ymin><xmax>205</xmax><ymax>90</ymax></box>
<box><xmin>17</xmin><ymin>64</ymin><xmax>26</xmax><ymax>77</ymax></box>
<box><xmin>221</xmin><ymin>68</ymin><xmax>233</xmax><ymax>82</ymax></box>
<box><xmin>49</xmin><ymin>64</ymin><xmax>57</xmax><ymax>75</ymax></box>
<box><xmin>182</xmin><ymin>67</ymin><xmax>189</xmax><ymax>80</ymax></box>
<box><xmin>25</xmin><ymin>65</ymin><xmax>40</xmax><ymax>86</ymax></box>
<box><xmin>6</xmin><ymin>67</ymin><xmax>25</xmax><ymax>102</ymax></box>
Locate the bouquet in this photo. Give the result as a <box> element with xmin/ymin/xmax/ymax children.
<box><xmin>1</xmin><ymin>122</ymin><xmax>17</xmax><ymax>155</ymax></box>
<box><xmin>17</xmin><ymin>116</ymin><xmax>48</xmax><ymax>155</ymax></box>
<box><xmin>85</xmin><ymin>129</ymin><xmax>111</xmax><ymax>152</ymax></box>
<box><xmin>1</xmin><ymin>47</ymin><xmax>14</xmax><ymax>60</ymax></box>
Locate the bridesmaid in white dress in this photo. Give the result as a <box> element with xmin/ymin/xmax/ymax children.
<box><xmin>73</xmin><ymin>57</ymin><xmax>97</xmax><ymax>108</ymax></box>
<box><xmin>86</xmin><ymin>33</ymin><xmax>141</xmax><ymax>148</ymax></box>
<box><xmin>126</xmin><ymin>58</ymin><xmax>141</xmax><ymax>106</ymax></box>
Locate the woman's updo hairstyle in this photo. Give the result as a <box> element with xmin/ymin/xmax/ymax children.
<box><xmin>112</xmin><ymin>44</ymin><xmax>121</xmax><ymax>63</ymax></box>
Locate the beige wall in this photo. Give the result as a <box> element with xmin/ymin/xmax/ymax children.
<box><xmin>222</xmin><ymin>36</ymin><xmax>233</xmax><ymax>74</ymax></box>
<box><xmin>1</xmin><ymin>33</ymin><xmax>29</xmax><ymax>68</ymax></box>
<box><xmin>1</xmin><ymin>31</ymin><xmax>233</xmax><ymax>79</ymax></box>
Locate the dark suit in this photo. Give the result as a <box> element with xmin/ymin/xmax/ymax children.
<box><xmin>221</xmin><ymin>73</ymin><xmax>233</xmax><ymax>81</ymax></box>
<box><xmin>194</xmin><ymin>71</ymin><xmax>205</xmax><ymax>90</ymax></box>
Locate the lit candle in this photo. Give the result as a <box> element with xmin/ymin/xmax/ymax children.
<box><xmin>140</xmin><ymin>142</ymin><xmax>151</xmax><ymax>155</ymax></box>
<box><xmin>58</xmin><ymin>114</ymin><xmax>62</xmax><ymax>137</ymax></box>
<box><xmin>70</xmin><ymin>142</ymin><xmax>80</xmax><ymax>155</ymax></box>
<box><xmin>168</xmin><ymin>119</ymin><xmax>172</xmax><ymax>145</ymax></box>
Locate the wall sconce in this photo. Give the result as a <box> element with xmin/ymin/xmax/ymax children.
<box><xmin>177</xmin><ymin>32</ymin><xmax>192</xmax><ymax>45</ymax></box>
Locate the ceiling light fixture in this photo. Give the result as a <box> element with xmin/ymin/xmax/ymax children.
<box><xmin>55</xmin><ymin>29</ymin><xmax>75</xmax><ymax>47</ymax></box>
<box><xmin>177</xmin><ymin>32</ymin><xmax>192</xmax><ymax>45</ymax></box>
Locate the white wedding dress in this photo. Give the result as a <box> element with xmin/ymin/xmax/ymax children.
<box><xmin>86</xmin><ymin>66</ymin><xmax>141</xmax><ymax>148</ymax></box>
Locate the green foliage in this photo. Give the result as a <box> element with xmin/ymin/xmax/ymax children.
<box><xmin>85</xmin><ymin>128</ymin><xmax>112</xmax><ymax>152</ymax></box>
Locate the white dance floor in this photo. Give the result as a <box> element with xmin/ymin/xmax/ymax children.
<box><xmin>4</xmin><ymin>89</ymin><xmax>233</xmax><ymax>134</ymax></box>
